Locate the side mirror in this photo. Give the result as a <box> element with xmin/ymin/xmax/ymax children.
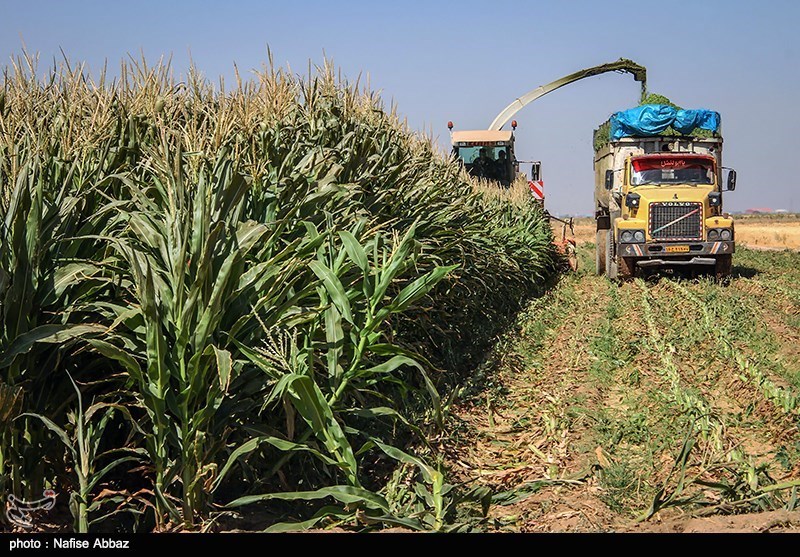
<box><xmin>605</xmin><ymin>169</ymin><xmax>614</xmax><ymax>190</ymax></box>
<box><xmin>530</xmin><ymin>162</ymin><xmax>541</xmax><ymax>181</ymax></box>
<box><xmin>726</xmin><ymin>169</ymin><xmax>737</xmax><ymax>191</ymax></box>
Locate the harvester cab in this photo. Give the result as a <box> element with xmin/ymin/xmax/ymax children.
<box><xmin>447</xmin><ymin>121</ymin><xmax>533</xmax><ymax>189</ymax></box>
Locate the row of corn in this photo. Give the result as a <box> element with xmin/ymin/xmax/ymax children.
<box><xmin>0</xmin><ymin>56</ymin><xmax>559</xmax><ymax>531</ymax></box>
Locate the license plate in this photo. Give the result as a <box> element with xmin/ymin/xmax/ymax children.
<box><xmin>666</xmin><ymin>245</ymin><xmax>690</xmax><ymax>253</ymax></box>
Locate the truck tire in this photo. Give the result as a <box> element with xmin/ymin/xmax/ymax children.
<box><xmin>605</xmin><ymin>230</ymin><xmax>618</xmax><ymax>280</ymax></box>
<box><xmin>595</xmin><ymin>230</ymin><xmax>606</xmax><ymax>276</ymax></box>
<box><xmin>715</xmin><ymin>254</ymin><xmax>732</xmax><ymax>283</ymax></box>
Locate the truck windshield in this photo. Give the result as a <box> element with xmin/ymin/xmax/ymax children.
<box><xmin>631</xmin><ymin>158</ymin><xmax>714</xmax><ymax>186</ymax></box>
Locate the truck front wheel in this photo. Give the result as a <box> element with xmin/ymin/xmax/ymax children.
<box><xmin>618</xmin><ymin>255</ymin><xmax>635</xmax><ymax>280</ymax></box>
<box><xmin>715</xmin><ymin>254</ymin><xmax>732</xmax><ymax>283</ymax></box>
<box><xmin>595</xmin><ymin>230</ymin><xmax>606</xmax><ymax>276</ymax></box>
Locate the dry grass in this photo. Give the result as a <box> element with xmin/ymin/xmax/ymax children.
<box><xmin>736</xmin><ymin>221</ymin><xmax>800</xmax><ymax>250</ymax></box>
<box><xmin>550</xmin><ymin>217</ymin><xmax>595</xmax><ymax>245</ymax></box>
<box><xmin>472</xmin><ymin>174</ymin><xmax>534</xmax><ymax>207</ymax></box>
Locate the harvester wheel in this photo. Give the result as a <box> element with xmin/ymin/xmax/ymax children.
<box><xmin>595</xmin><ymin>230</ymin><xmax>606</xmax><ymax>275</ymax></box>
<box><xmin>715</xmin><ymin>254</ymin><xmax>732</xmax><ymax>283</ymax></box>
<box><xmin>568</xmin><ymin>245</ymin><xmax>579</xmax><ymax>272</ymax></box>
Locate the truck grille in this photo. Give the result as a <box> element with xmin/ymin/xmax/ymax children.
<box><xmin>649</xmin><ymin>202</ymin><xmax>703</xmax><ymax>241</ymax></box>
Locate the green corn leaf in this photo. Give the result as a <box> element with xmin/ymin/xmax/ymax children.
<box><xmin>344</xmin><ymin>406</ymin><xmax>425</xmax><ymax>441</ymax></box>
<box><xmin>262</xmin><ymin>516</ymin><xmax>327</xmax><ymax>533</ymax></box>
<box><xmin>142</xmin><ymin>264</ymin><xmax>169</xmax><ymax>398</ymax></box>
<box><xmin>361</xmin><ymin>354</ymin><xmax>421</xmax><ymax>376</ymax></box>
<box><xmin>285</xmin><ymin>375</ymin><xmax>359</xmax><ymax>486</ymax></box>
<box><xmin>309</xmin><ymin>260</ymin><xmax>353</xmax><ymax>324</ymax></box>
<box><xmin>391</xmin><ymin>264</ymin><xmax>457</xmax><ymax>312</ymax></box>
<box><xmin>194</xmin><ymin>249</ymin><xmax>239</xmax><ymax>349</ymax></box>
<box><xmin>302</xmin><ymin>221</ymin><xmax>320</xmax><ymax>240</ymax></box>
<box><xmin>86</xmin><ymin>339</ymin><xmax>143</xmax><ymax>381</ymax></box>
<box><xmin>368</xmin><ymin>343</ymin><xmax>441</xmax><ymax>373</ymax></box>
<box><xmin>86</xmin><ymin>456</ymin><xmax>141</xmax><ymax>493</ymax></box>
<box><xmin>214</xmin><ymin>435</ymin><xmax>339</xmax><ymax>493</ymax></box>
<box><xmin>338</xmin><ymin>230</ymin><xmax>369</xmax><ymax>273</ymax></box>
<box><xmin>18</xmin><ymin>413</ymin><xmax>76</xmax><ymax>460</ymax></box>
<box><xmin>226</xmin><ymin>485</ymin><xmax>389</xmax><ymax>511</ymax></box>
<box><xmin>372</xmin><ymin>221</ymin><xmax>418</xmax><ymax>305</ymax></box>
<box><xmin>372</xmin><ymin>439</ymin><xmax>435</xmax><ymax>484</ymax></box>
<box><xmin>48</xmin><ymin>261</ymin><xmax>103</xmax><ymax>299</ymax></box>
<box><xmin>213</xmin><ymin>437</ymin><xmax>264</xmax><ymax>492</ymax></box>
<box><xmin>235</xmin><ymin>220</ymin><xmax>269</xmax><ymax>253</ymax></box>
<box><xmin>233</xmin><ymin>340</ymin><xmax>281</xmax><ymax>379</ymax></box>
<box><xmin>0</xmin><ymin>324</ymin><xmax>105</xmax><ymax>367</ymax></box>
<box><xmin>324</xmin><ymin>304</ymin><xmax>344</xmax><ymax>379</ymax></box>
<box><xmin>359</xmin><ymin>354</ymin><xmax>442</xmax><ymax>426</ymax></box>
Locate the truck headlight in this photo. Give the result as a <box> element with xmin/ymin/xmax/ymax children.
<box><xmin>708</xmin><ymin>228</ymin><xmax>733</xmax><ymax>241</ymax></box>
<box><xmin>620</xmin><ymin>229</ymin><xmax>645</xmax><ymax>243</ymax></box>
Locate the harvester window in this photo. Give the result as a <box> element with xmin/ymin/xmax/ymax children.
<box><xmin>456</xmin><ymin>145</ymin><xmax>508</xmax><ymax>181</ymax></box>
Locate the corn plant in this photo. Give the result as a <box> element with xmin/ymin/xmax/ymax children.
<box><xmin>20</xmin><ymin>375</ymin><xmax>140</xmax><ymax>532</ymax></box>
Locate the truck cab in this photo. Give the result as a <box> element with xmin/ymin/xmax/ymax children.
<box><xmin>595</xmin><ymin>136</ymin><xmax>737</xmax><ymax>280</ymax></box>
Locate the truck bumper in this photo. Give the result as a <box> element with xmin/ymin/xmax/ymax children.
<box><xmin>617</xmin><ymin>241</ymin><xmax>734</xmax><ymax>267</ymax></box>
<box><xmin>637</xmin><ymin>257</ymin><xmax>716</xmax><ymax>267</ymax></box>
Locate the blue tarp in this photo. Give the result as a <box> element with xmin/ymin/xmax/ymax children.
<box><xmin>609</xmin><ymin>104</ymin><xmax>720</xmax><ymax>140</ymax></box>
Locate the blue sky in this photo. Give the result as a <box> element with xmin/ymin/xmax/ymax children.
<box><xmin>2</xmin><ymin>0</ymin><xmax>798</xmax><ymax>215</ymax></box>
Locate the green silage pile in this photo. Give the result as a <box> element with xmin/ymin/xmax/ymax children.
<box><xmin>593</xmin><ymin>93</ymin><xmax>718</xmax><ymax>151</ymax></box>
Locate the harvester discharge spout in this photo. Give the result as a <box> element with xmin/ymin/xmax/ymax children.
<box><xmin>488</xmin><ymin>58</ymin><xmax>647</xmax><ymax>131</ymax></box>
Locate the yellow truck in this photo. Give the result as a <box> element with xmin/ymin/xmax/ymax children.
<box><xmin>594</xmin><ymin>122</ymin><xmax>737</xmax><ymax>280</ymax></box>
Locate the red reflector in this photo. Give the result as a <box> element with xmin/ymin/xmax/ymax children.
<box><xmin>529</xmin><ymin>180</ymin><xmax>544</xmax><ymax>199</ymax></box>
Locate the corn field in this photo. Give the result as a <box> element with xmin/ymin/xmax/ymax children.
<box><xmin>0</xmin><ymin>55</ymin><xmax>559</xmax><ymax>532</ymax></box>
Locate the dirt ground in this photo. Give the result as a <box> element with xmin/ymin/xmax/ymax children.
<box><xmin>448</xmin><ymin>236</ymin><xmax>800</xmax><ymax>533</ymax></box>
